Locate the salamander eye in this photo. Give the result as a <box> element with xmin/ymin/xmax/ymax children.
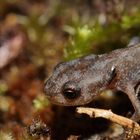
<box><xmin>62</xmin><ymin>82</ymin><xmax>81</xmax><ymax>100</ymax></box>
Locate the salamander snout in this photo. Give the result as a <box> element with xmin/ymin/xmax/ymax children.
<box><xmin>44</xmin><ymin>77</ymin><xmax>55</xmax><ymax>98</ymax></box>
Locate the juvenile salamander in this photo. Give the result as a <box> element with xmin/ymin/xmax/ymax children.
<box><xmin>44</xmin><ymin>43</ymin><xmax>140</xmax><ymax>121</ymax></box>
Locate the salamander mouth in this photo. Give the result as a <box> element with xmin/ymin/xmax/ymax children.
<box><xmin>49</xmin><ymin>101</ymin><xmax>84</xmax><ymax>106</ymax></box>
<box><xmin>47</xmin><ymin>95</ymin><xmax>95</xmax><ymax>106</ymax></box>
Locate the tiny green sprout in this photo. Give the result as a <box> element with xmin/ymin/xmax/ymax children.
<box><xmin>0</xmin><ymin>83</ymin><xmax>8</xmax><ymax>95</ymax></box>
<box><xmin>33</xmin><ymin>95</ymin><xmax>50</xmax><ymax>110</ymax></box>
<box><xmin>77</xmin><ymin>25</ymin><xmax>93</xmax><ymax>41</ymax></box>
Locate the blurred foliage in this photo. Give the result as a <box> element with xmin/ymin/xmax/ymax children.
<box><xmin>0</xmin><ymin>0</ymin><xmax>140</xmax><ymax>139</ymax></box>
<box><xmin>0</xmin><ymin>131</ymin><xmax>13</xmax><ymax>140</ymax></box>
<box><xmin>64</xmin><ymin>7</ymin><xmax>140</xmax><ymax>60</ymax></box>
<box><xmin>0</xmin><ymin>82</ymin><xmax>8</xmax><ymax>95</ymax></box>
<box><xmin>64</xmin><ymin>25</ymin><xmax>95</xmax><ymax>60</ymax></box>
<box><xmin>33</xmin><ymin>95</ymin><xmax>50</xmax><ymax>110</ymax></box>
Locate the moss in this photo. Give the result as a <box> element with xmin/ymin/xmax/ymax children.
<box><xmin>0</xmin><ymin>83</ymin><xmax>8</xmax><ymax>95</ymax></box>
<box><xmin>33</xmin><ymin>95</ymin><xmax>50</xmax><ymax>110</ymax></box>
<box><xmin>64</xmin><ymin>7</ymin><xmax>140</xmax><ymax>61</ymax></box>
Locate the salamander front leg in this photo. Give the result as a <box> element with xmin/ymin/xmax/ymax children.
<box><xmin>120</xmin><ymin>85</ymin><xmax>140</xmax><ymax>122</ymax></box>
<box><xmin>125</xmin><ymin>87</ymin><xmax>140</xmax><ymax>122</ymax></box>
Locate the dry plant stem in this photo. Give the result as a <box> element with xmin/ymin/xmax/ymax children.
<box><xmin>77</xmin><ymin>107</ymin><xmax>140</xmax><ymax>135</ymax></box>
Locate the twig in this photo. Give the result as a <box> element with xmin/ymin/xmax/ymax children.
<box><xmin>77</xmin><ymin>107</ymin><xmax>140</xmax><ymax>135</ymax></box>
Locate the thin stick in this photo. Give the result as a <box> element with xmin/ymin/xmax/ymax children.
<box><xmin>77</xmin><ymin>107</ymin><xmax>140</xmax><ymax>135</ymax></box>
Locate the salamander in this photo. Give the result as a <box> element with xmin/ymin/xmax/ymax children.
<box><xmin>44</xmin><ymin>42</ymin><xmax>140</xmax><ymax>121</ymax></box>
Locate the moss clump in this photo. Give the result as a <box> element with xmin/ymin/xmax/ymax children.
<box><xmin>33</xmin><ymin>95</ymin><xmax>50</xmax><ymax>110</ymax></box>
<box><xmin>64</xmin><ymin>6</ymin><xmax>140</xmax><ymax>61</ymax></box>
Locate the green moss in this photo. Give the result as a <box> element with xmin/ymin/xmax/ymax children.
<box><xmin>64</xmin><ymin>8</ymin><xmax>140</xmax><ymax>61</ymax></box>
<box><xmin>0</xmin><ymin>83</ymin><xmax>8</xmax><ymax>95</ymax></box>
<box><xmin>64</xmin><ymin>25</ymin><xmax>95</xmax><ymax>60</ymax></box>
<box><xmin>64</xmin><ymin>23</ymin><xmax>121</xmax><ymax>61</ymax></box>
<box><xmin>121</xmin><ymin>12</ymin><xmax>140</xmax><ymax>29</ymax></box>
<box><xmin>33</xmin><ymin>95</ymin><xmax>50</xmax><ymax>110</ymax></box>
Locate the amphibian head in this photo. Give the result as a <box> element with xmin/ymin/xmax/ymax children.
<box><xmin>44</xmin><ymin>54</ymin><xmax>116</xmax><ymax>106</ymax></box>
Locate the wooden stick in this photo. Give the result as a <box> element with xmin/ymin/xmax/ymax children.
<box><xmin>77</xmin><ymin>107</ymin><xmax>140</xmax><ymax>135</ymax></box>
